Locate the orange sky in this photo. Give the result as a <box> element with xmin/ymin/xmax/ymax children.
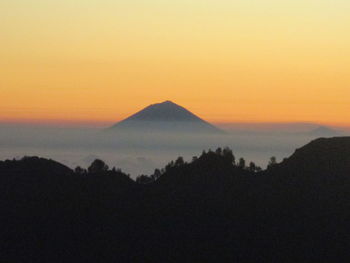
<box><xmin>1</xmin><ymin>0</ymin><xmax>349</xmax><ymax>126</ymax></box>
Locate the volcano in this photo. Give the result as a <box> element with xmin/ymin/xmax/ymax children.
<box><xmin>109</xmin><ymin>101</ymin><xmax>223</xmax><ymax>134</ymax></box>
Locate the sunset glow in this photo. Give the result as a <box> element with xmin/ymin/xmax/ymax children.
<box><xmin>1</xmin><ymin>0</ymin><xmax>349</xmax><ymax>125</ymax></box>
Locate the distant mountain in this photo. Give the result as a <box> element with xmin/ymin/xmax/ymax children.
<box><xmin>307</xmin><ymin>125</ymin><xmax>339</xmax><ymax>136</ymax></box>
<box><xmin>109</xmin><ymin>100</ymin><xmax>223</xmax><ymax>134</ymax></box>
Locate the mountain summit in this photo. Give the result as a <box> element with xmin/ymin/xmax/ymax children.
<box><xmin>110</xmin><ymin>101</ymin><xmax>223</xmax><ymax>134</ymax></box>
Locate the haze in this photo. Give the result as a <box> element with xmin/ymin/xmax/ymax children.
<box><xmin>0</xmin><ymin>122</ymin><xmax>348</xmax><ymax>177</ymax></box>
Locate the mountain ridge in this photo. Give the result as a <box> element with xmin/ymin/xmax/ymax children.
<box><xmin>1</xmin><ymin>137</ymin><xmax>350</xmax><ymax>262</ymax></box>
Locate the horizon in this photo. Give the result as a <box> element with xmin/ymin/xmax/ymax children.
<box><xmin>1</xmin><ymin>100</ymin><xmax>350</xmax><ymax>129</ymax></box>
<box><xmin>1</xmin><ymin>118</ymin><xmax>350</xmax><ymax>131</ymax></box>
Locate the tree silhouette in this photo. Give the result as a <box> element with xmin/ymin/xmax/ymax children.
<box><xmin>215</xmin><ymin>147</ymin><xmax>222</xmax><ymax>155</ymax></box>
<box><xmin>268</xmin><ymin>156</ymin><xmax>277</xmax><ymax>169</ymax></box>
<box><xmin>88</xmin><ymin>159</ymin><xmax>109</xmax><ymax>174</ymax></box>
<box><xmin>248</xmin><ymin>162</ymin><xmax>256</xmax><ymax>172</ymax></box>
<box><xmin>238</xmin><ymin>158</ymin><xmax>246</xmax><ymax>169</ymax></box>
<box><xmin>136</xmin><ymin>174</ymin><xmax>154</xmax><ymax>184</ymax></box>
<box><xmin>223</xmin><ymin>147</ymin><xmax>235</xmax><ymax>164</ymax></box>
<box><xmin>74</xmin><ymin>166</ymin><xmax>86</xmax><ymax>175</ymax></box>
<box><xmin>175</xmin><ymin>156</ymin><xmax>185</xmax><ymax>166</ymax></box>
<box><xmin>151</xmin><ymin>169</ymin><xmax>162</xmax><ymax>181</ymax></box>
<box><xmin>165</xmin><ymin>160</ymin><xmax>175</xmax><ymax>172</ymax></box>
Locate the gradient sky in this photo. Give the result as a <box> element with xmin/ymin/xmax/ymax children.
<box><xmin>1</xmin><ymin>0</ymin><xmax>349</xmax><ymax>125</ymax></box>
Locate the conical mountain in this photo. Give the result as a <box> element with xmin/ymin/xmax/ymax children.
<box><xmin>110</xmin><ymin>101</ymin><xmax>223</xmax><ymax>134</ymax></box>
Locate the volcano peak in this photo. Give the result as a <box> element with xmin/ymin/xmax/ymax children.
<box><xmin>110</xmin><ymin>101</ymin><xmax>223</xmax><ymax>134</ymax></box>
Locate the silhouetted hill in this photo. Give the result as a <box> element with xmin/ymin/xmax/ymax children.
<box><xmin>263</xmin><ymin>137</ymin><xmax>350</xmax><ymax>217</ymax></box>
<box><xmin>156</xmin><ymin>150</ymin><xmax>251</xmax><ymax>193</ymax></box>
<box><xmin>1</xmin><ymin>138</ymin><xmax>350</xmax><ymax>262</ymax></box>
<box><xmin>110</xmin><ymin>100</ymin><xmax>223</xmax><ymax>134</ymax></box>
<box><xmin>271</xmin><ymin>137</ymin><xmax>350</xmax><ymax>176</ymax></box>
<box><xmin>0</xmin><ymin>156</ymin><xmax>73</xmax><ymax>176</ymax></box>
<box><xmin>0</xmin><ymin>157</ymin><xmax>74</xmax><ymax>197</ymax></box>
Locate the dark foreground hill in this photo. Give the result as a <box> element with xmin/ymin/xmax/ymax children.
<box><xmin>1</xmin><ymin>137</ymin><xmax>350</xmax><ymax>262</ymax></box>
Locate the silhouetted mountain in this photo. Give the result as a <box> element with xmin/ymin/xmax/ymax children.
<box><xmin>1</xmin><ymin>138</ymin><xmax>350</xmax><ymax>262</ymax></box>
<box><xmin>109</xmin><ymin>100</ymin><xmax>223</xmax><ymax>134</ymax></box>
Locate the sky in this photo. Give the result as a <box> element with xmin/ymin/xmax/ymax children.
<box><xmin>1</xmin><ymin>0</ymin><xmax>349</xmax><ymax>126</ymax></box>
